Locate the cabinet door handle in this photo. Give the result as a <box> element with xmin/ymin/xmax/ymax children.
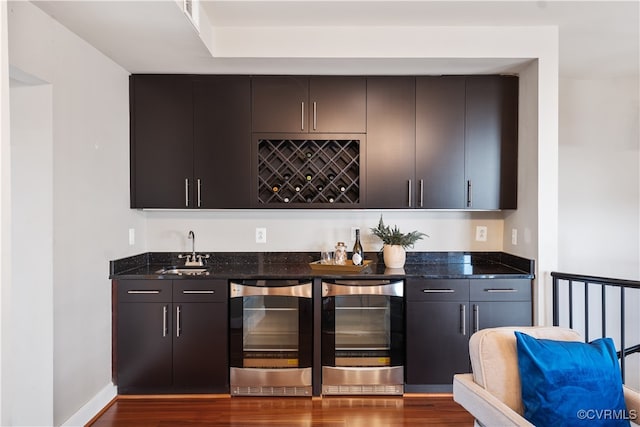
<box><xmin>460</xmin><ymin>304</ymin><xmax>466</xmax><ymax>336</ymax></box>
<box><xmin>197</xmin><ymin>179</ymin><xmax>202</xmax><ymax>208</ymax></box>
<box><xmin>176</xmin><ymin>306</ymin><xmax>182</xmax><ymax>338</ymax></box>
<box><xmin>162</xmin><ymin>305</ymin><xmax>168</xmax><ymax>337</ymax></box>
<box><xmin>466</xmin><ymin>180</ymin><xmax>472</xmax><ymax>208</ymax></box>
<box><xmin>419</xmin><ymin>179</ymin><xmax>424</xmax><ymax>208</ymax></box>
<box><xmin>407</xmin><ymin>180</ymin><xmax>412</xmax><ymax>207</ymax></box>
<box><xmin>422</xmin><ymin>289</ymin><xmax>455</xmax><ymax>293</ymax></box>
<box><xmin>313</xmin><ymin>101</ymin><xmax>317</xmax><ymax>130</ymax></box>
<box><xmin>182</xmin><ymin>290</ymin><xmax>215</xmax><ymax>294</ymax></box>
<box><xmin>485</xmin><ymin>288</ymin><xmax>517</xmax><ymax>293</ymax></box>
<box><xmin>127</xmin><ymin>290</ymin><xmax>160</xmax><ymax>294</ymax></box>
<box><xmin>301</xmin><ymin>102</ymin><xmax>305</xmax><ymax>131</ymax></box>
<box><xmin>473</xmin><ymin>304</ymin><xmax>479</xmax><ymax>333</ymax></box>
<box><xmin>185</xmin><ymin>178</ymin><xmax>190</xmax><ymax>207</ymax></box>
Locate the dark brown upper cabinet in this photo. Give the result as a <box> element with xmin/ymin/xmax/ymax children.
<box><xmin>130</xmin><ymin>75</ymin><xmax>251</xmax><ymax>209</ymax></box>
<box><xmin>251</xmin><ymin>76</ymin><xmax>366</xmax><ymax>133</ymax></box>
<box><xmin>130</xmin><ymin>75</ymin><xmax>194</xmax><ymax>209</ymax></box>
<box><xmin>465</xmin><ymin>75</ymin><xmax>518</xmax><ymax>210</ymax></box>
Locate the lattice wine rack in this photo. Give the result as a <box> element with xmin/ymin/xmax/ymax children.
<box><xmin>257</xmin><ymin>139</ymin><xmax>361</xmax><ymax>205</ymax></box>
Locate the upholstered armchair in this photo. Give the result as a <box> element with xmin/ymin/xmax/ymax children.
<box><xmin>453</xmin><ymin>326</ymin><xmax>640</xmax><ymax>427</ymax></box>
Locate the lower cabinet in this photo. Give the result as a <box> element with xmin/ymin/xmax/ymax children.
<box><xmin>405</xmin><ymin>278</ymin><xmax>531</xmax><ymax>392</ymax></box>
<box><xmin>115</xmin><ymin>279</ymin><xmax>228</xmax><ymax>394</ymax></box>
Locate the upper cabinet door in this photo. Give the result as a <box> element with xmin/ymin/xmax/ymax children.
<box><xmin>251</xmin><ymin>76</ymin><xmax>367</xmax><ymax>134</ymax></box>
<box><xmin>130</xmin><ymin>75</ymin><xmax>194</xmax><ymax>208</ymax></box>
<box><xmin>251</xmin><ymin>76</ymin><xmax>309</xmax><ymax>133</ymax></box>
<box><xmin>193</xmin><ymin>76</ymin><xmax>252</xmax><ymax>209</ymax></box>
<box><xmin>465</xmin><ymin>76</ymin><xmax>519</xmax><ymax>210</ymax></box>
<box><xmin>309</xmin><ymin>77</ymin><xmax>366</xmax><ymax>133</ymax></box>
<box><xmin>365</xmin><ymin>77</ymin><xmax>416</xmax><ymax>208</ymax></box>
<box><xmin>415</xmin><ymin>76</ymin><xmax>466</xmax><ymax>209</ymax></box>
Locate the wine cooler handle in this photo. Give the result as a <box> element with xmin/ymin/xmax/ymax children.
<box><xmin>460</xmin><ymin>304</ymin><xmax>466</xmax><ymax>336</ymax></box>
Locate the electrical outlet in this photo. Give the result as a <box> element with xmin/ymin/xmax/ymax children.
<box><xmin>128</xmin><ymin>228</ymin><xmax>135</xmax><ymax>246</ymax></box>
<box><xmin>511</xmin><ymin>228</ymin><xmax>518</xmax><ymax>245</ymax></box>
<box><xmin>475</xmin><ymin>226</ymin><xmax>487</xmax><ymax>242</ymax></box>
<box><xmin>255</xmin><ymin>227</ymin><xmax>267</xmax><ymax>244</ymax></box>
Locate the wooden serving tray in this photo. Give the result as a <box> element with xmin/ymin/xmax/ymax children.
<box><xmin>308</xmin><ymin>259</ymin><xmax>373</xmax><ymax>272</ymax></box>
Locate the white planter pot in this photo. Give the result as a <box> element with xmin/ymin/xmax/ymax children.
<box><xmin>383</xmin><ymin>245</ymin><xmax>406</xmax><ymax>269</ymax></box>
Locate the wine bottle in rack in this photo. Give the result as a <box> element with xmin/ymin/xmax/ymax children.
<box><xmin>305</xmin><ymin>173</ymin><xmax>313</xmax><ymax>182</ymax></box>
<box><xmin>272</xmin><ymin>184</ymin><xmax>280</xmax><ymax>193</ymax></box>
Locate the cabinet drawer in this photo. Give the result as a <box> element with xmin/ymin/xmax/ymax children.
<box><xmin>173</xmin><ymin>280</ymin><xmax>227</xmax><ymax>303</ymax></box>
<box><xmin>406</xmin><ymin>279</ymin><xmax>469</xmax><ymax>301</ymax></box>
<box><xmin>117</xmin><ymin>280</ymin><xmax>171</xmax><ymax>302</ymax></box>
<box><xmin>470</xmin><ymin>279</ymin><xmax>531</xmax><ymax>301</ymax></box>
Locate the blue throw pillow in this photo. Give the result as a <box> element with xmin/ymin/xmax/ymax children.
<box><xmin>515</xmin><ymin>331</ymin><xmax>630</xmax><ymax>426</ymax></box>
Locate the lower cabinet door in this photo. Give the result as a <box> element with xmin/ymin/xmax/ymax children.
<box><xmin>117</xmin><ymin>302</ymin><xmax>173</xmax><ymax>393</ymax></box>
<box><xmin>173</xmin><ymin>302</ymin><xmax>228</xmax><ymax>393</ymax></box>
<box><xmin>471</xmin><ymin>301</ymin><xmax>532</xmax><ymax>333</ymax></box>
<box><xmin>406</xmin><ymin>301</ymin><xmax>470</xmax><ymax>388</ymax></box>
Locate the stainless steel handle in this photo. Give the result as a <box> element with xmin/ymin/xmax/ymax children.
<box><xmin>485</xmin><ymin>288</ymin><xmax>518</xmax><ymax>293</ymax></box>
<box><xmin>467</xmin><ymin>180</ymin><xmax>472</xmax><ymax>208</ymax></box>
<box><xmin>176</xmin><ymin>306</ymin><xmax>181</xmax><ymax>337</ymax></box>
<box><xmin>301</xmin><ymin>102</ymin><xmax>305</xmax><ymax>131</ymax></box>
<box><xmin>230</xmin><ymin>282</ymin><xmax>312</xmax><ymax>298</ymax></box>
<box><xmin>322</xmin><ymin>281</ymin><xmax>404</xmax><ymax>298</ymax></box>
<box><xmin>473</xmin><ymin>304</ymin><xmax>480</xmax><ymax>333</ymax></box>
<box><xmin>408</xmin><ymin>180</ymin><xmax>412</xmax><ymax>207</ymax></box>
<box><xmin>185</xmin><ymin>178</ymin><xmax>190</xmax><ymax>207</ymax></box>
<box><xmin>127</xmin><ymin>290</ymin><xmax>160</xmax><ymax>294</ymax></box>
<box><xmin>422</xmin><ymin>289</ymin><xmax>455</xmax><ymax>293</ymax></box>
<box><xmin>313</xmin><ymin>101</ymin><xmax>317</xmax><ymax>130</ymax></box>
<box><xmin>182</xmin><ymin>290</ymin><xmax>215</xmax><ymax>294</ymax></box>
<box><xmin>419</xmin><ymin>179</ymin><xmax>424</xmax><ymax>207</ymax></box>
<box><xmin>460</xmin><ymin>304</ymin><xmax>466</xmax><ymax>336</ymax></box>
<box><xmin>197</xmin><ymin>178</ymin><xmax>201</xmax><ymax>208</ymax></box>
<box><xmin>162</xmin><ymin>305</ymin><xmax>168</xmax><ymax>337</ymax></box>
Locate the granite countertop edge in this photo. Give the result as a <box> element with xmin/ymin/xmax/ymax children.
<box><xmin>109</xmin><ymin>251</ymin><xmax>535</xmax><ymax>280</ymax></box>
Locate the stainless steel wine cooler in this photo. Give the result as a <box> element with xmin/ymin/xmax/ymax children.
<box><xmin>229</xmin><ymin>279</ymin><xmax>313</xmax><ymax>396</ymax></box>
<box><xmin>321</xmin><ymin>279</ymin><xmax>405</xmax><ymax>395</ymax></box>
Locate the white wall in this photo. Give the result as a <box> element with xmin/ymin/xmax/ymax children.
<box><xmin>7</xmin><ymin>2</ymin><xmax>145</xmax><ymax>425</ymax></box>
<box><xmin>558</xmin><ymin>77</ymin><xmax>640</xmax><ymax>280</ymax></box>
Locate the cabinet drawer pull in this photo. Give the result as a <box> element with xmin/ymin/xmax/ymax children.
<box><xmin>197</xmin><ymin>178</ymin><xmax>202</xmax><ymax>208</ymax></box>
<box><xmin>127</xmin><ymin>290</ymin><xmax>160</xmax><ymax>294</ymax></box>
<box><xmin>176</xmin><ymin>306</ymin><xmax>182</xmax><ymax>338</ymax></box>
<box><xmin>422</xmin><ymin>289</ymin><xmax>455</xmax><ymax>293</ymax></box>
<box><xmin>407</xmin><ymin>180</ymin><xmax>412</xmax><ymax>207</ymax></box>
<box><xmin>467</xmin><ymin>180</ymin><xmax>472</xmax><ymax>208</ymax></box>
<box><xmin>301</xmin><ymin>102</ymin><xmax>305</xmax><ymax>131</ymax></box>
<box><xmin>460</xmin><ymin>304</ymin><xmax>466</xmax><ymax>336</ymax></box>
<box><xmin>182</xmin><ymin>290</ymin><xmax>215</xmax><ymax>294</ymax></box>
<box><xmin>313</xmin><ymin>101</ymin><xmax>317</xmax><ymax>130</ymax></box>
<box><xmin>473</xmin><ymin>304</ymin><xmax>479</xmax><ymax>333</ymax></box>
<box><xmin>485</xmin><ymin>288</ymin><xmax>517</xmax><ymax>293</ymax></box>
<box><xmin>419</xmin><ymin>179</ymin><xmax>424</xmax><ymax>208</ymax></box>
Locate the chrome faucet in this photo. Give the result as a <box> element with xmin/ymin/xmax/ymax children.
<box><xmin>179</xmin><ymin>230</ymin><xmax>209</xmax><ymax>266</ymax></box>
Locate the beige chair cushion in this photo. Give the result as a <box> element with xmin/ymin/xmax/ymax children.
<box><xmin>469</xmin><ymin>326</ymin><xmax>583</xmax><ymax>415</ymax></box>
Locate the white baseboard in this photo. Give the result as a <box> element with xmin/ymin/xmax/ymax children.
<box><xmin>61</xmin><ymin>383</ymin><xmax>117</xmax><ymax>427</ymax></box>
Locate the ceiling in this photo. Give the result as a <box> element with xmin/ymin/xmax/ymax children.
<box><xmin>31</xmin><ymin>0</ymin><xmax>639</xmax><ymax>77</ymax></box>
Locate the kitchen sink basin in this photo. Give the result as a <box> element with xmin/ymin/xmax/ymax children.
<box><xmin>155</xmin><ymin>267</ymin><xmax>209</xmax><ymax>276</ymax></box>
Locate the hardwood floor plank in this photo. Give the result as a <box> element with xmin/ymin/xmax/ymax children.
<box><xmin>87</xmin><ymin>395</ymin><xmax>474</xmax><ymax>427</ymax></box>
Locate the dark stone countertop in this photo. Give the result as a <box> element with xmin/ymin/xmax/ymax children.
<box><xmin>109</xmin><ymin>251</ymin><xmax>534</xmax><ymax>281</ymax></box>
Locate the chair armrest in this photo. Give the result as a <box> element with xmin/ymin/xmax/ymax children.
<box><xmin>453</xmin><ymin>374</ymin><xmax>534</xmax><ymax>427</ymax></box>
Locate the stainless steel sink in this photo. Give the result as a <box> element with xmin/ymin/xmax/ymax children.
<box><xmin>155</xmin><ymin>267</ymin><xmax>209</xmax><ymax>276</ymax></box>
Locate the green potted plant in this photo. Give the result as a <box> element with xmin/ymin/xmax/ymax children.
<box><xmin>370</xmin><ymin>215</ymin><xmax>428</xmax><ymax>268</ymax></box>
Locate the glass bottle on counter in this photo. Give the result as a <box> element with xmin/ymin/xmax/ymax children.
<box><xmin>352</xmin><ymin>229</ymin><xmax>363</xmax><ymax>265</ymax></box>
<box><xmin>334</xmin><ymin>242</ymin><xmax>347</xmax><ymax>265</ymax></box>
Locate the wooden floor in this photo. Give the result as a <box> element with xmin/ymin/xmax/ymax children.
<box><xmin>87</xmin><ymin>395</ymin><xmax>474</xmax><ymax>427</ymax></box>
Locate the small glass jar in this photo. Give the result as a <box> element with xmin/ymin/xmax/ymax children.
<box><xmin>334</xmin><ymin>242</ymin><xmax>347</xmax><ymax>265</ymax></box>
